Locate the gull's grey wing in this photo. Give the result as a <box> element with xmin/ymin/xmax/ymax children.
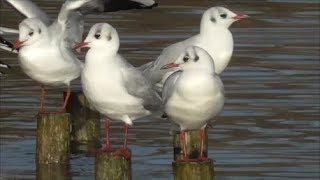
<box><xmin>0</xmin><ymin>28</ymin><xmax>18</xmax><ymax>53</ymax></box>
<box><xmin>52</xmin><ymin>0</ymin><xmax>94</xmax><ymax>47</ymax></box>
<box><xmin>0</xmin><ymin>27</ymin><xmax>19</xmax><ymax>35</ymax></box>
<box><xmin>162</xmin><ymin>70</ymin><xmax>181</xmax><ymax>105</ymax></box>
<box><xmin>119</xmin><ymin>55</ymin><xmax>161</xmax><ymax>111</ymax></box>
<box><xmin>5</xmin><ymin>0</ymin><xmax>51</xmax><ymax>25</ymax></box>
<box><xmin>0</xmin><ymin>35</ymin><xmax>17</xmax><ymax>53</ymax></box>
<box><xmin>141</xmin><ymin>42</ymin><xmax>185</xmax><ymax>84</ymax></box>
<box><xmin>0</xmin><ymin>60</ymin><xmax>11</xmax><ymax>75</ymax></box>
<box><xmin>141</xmin><ymin>35</ymin><xmax>200</xmax><ymax>85</ymax></box>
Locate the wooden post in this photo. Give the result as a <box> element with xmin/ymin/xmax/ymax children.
<box><xmin>64</xmin><ymin>91</ymin><xmax>101</xmax><ymax>153</ymax></box>
<box><xmin>36</xmin><ymin>163</ymin><xmax>71</xmax><ymax>180</ymax></box>
<box><xmin>173</xmin><ymin>129</ymin><xmax>208</xmax><ymax>161</ymax></box>
<box><xmin>173</xmin><ymin>161</ymin><xmax>214</xmax><ymax>180</ymax></box>
<box><xmin>95</xmin><ymin>152</ymin><xmax>132</xmax><ymax>180</ymax></box>
<box><xmin>172</xmin><ymin>129</ymin><xmax>214</xmax><ymax>180</ymax></box>
<box><xmin>36</xmin><ymin>113</ymin><xmax>71</xmax><ymax>164</ymax></box>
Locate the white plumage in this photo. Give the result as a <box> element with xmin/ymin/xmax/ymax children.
<box><xmin>162</xmin><ymin>46</ymin><xmax>224</xmax><ymax>161</ymax></box>
<box><xmin>77</xmin><ymin>23</ymin><xmax>160</xmax><ymax>157</ymax></box>
<box><xmin>141</xmin><ymin>6</ymin><xmax>248</xmax><ymax>88</ymax></box>
<box><xmin>11</xmin><ymin>0</ymin><xmax>93</xmax><ymax>112</ymax></box>
<box><xmin>80</xmin><ymin>23</ymin><xmax>160</xmax><ymax>125</ymax></box>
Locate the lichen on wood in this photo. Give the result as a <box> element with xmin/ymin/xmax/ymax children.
<box><xmin>173</xmin><ymin>160</ymin><xmax>214</xmax><ymax>180</ymax></box>
<box><xmin>95</xmin><ymin>152</ymin><xmax>132</xmax><ymax>180</ymax></box>
<box><xmin>36</xmin><ymin>113</ymin><xmax>71</xmax><ymax>164</ymax></box>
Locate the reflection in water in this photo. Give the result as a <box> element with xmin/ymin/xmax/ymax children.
<box><xmin>0</xmin><ymin>0</ymin><xmax>319</xmax><ymax>179</ymax></box>
<box><xmin>37</xmin><ymin>163</ymin><xmax>71</xmax><ymax>180</ymax></box>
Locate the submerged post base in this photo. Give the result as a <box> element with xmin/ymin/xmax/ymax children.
<box><xmin>36</xmin><ymin>163</ymin><xmax>70</xmax><ymax>180</ymax></box>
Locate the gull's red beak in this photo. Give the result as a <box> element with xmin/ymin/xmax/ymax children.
<box><xmin>13</xmin><ymin>40</ymin><xmax>25</xmax><ymax>50</ymax></box>
<box><xmin>74</xmin><ymin>42</ymin><xmax>89</xmax><ymax>50</ymax></box>
<box><xmin>161</xmin><ymin>63</ymin><xmax>180</xmax><ymax>70</ymax></box>
<box><xmin>233</xmin><ymin>14</ymin><xmax>249</xmax><ymax>21</ymax></box>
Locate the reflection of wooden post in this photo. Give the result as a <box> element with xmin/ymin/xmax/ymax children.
<box><xmin>95</xmin><ymin>152</ymin><xmax>132</xmax><ymax>180</ymax></box>
<box><xmin>172</xmin><ymin>129</ymin><xmax>214</xmax><ymax>180</ymax></box>
<box><xmin>36</xmin><ymin>163</ymin><xmax>70</xmax><ymax>180</ymax></box>
<box><xmin>36</xmin><ymin>113</ymin><xmax>70</xmax><ymax>164</ymax></box>
<box><xmin>173</xmin><ymin>129</ymin><xmax>208</xmax><ymax>161</ymax></box>
<box><xmin>64</xmin><ymin>91</ymin><xmax>100</xmax><ymax>153</ymax></box>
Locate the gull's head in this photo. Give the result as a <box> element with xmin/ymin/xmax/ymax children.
<box><xmin>201</xmin><ymin>6</ymin><xmax>249</xmax><ymax>29</ymax></box>
<box><xmin>75</xmin><ymin>23</ymin><xmax>120</xmax><ymax>54</ymax></box>
<box><xmin>14</xmin><ymin>18</ymin><xmax>47</xmax><ymax>50</ymax></box>
<box><xmin>161</xmin><ymin>46</ymin><xmax>215</xmax><ymax>73</ymax></box>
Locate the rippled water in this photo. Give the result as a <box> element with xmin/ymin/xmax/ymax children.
<box><xmin>0</xmin><ymin>0</ymin><xmax>319</xmax><ymax>179</ymax></box>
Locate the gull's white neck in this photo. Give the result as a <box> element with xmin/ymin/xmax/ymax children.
<box><xmin>199</xmin><ymin>25</ymin><xmax>234</xmax><ymax>74</ymax></box>
<box><xmin>85</xmin><ymin>48</ymin><xmax>117</xmax><ymax>66</ymax></box>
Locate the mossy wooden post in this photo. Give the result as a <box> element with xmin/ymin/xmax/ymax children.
<box><xmin>173</xmin><ymin>161</ymin><xmax>214</xmax><ymax>180</ymax></box>
<box><xmin>36</xmin><ymin>113</ymin><xmax>70</xmax><ymax>164</ymax></box>
<box><xmin>36</xmin><ymin>113</ymin><xmax>71</xmax><ymax>180</ymax></box>
<box><xmin>172</xmin><ymin>129</ymin><xmax>214</xmax><ymax>180</ymax></box>
<box><xmin>64</xmin><ymin>91</ymin><xmax>100</xmax><ymax>153</ymax></box>
<box><xmin>95</xmin><ymin>152</ymin><xmax>132</xmax><ymax>180</ymax></box>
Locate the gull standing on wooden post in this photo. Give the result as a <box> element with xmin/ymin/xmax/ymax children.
<box><xmin>75</xmin><ymin>23</ymin><xmax>160</xmax><ymax>159</ymax></box>
<box><xmin>6</xmin><ymin>0</ymin><xmax>95</xmax><ymax>113</ymax></box>
<box><xmin>162</xmin><ymin>46</ymin><xmax>225</xmax><ymax>161</ymax></box>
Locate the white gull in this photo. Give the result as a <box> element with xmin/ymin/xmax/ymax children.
<box><xmin>162</xmin><ymin>46</ymin><xmax>225</xmax><ymax>161</ymax></box>
<box><xmin>75</xmin><ymin>23</ymin><xmax>160</xmax><ymax>158</ymax></box>
<box><xmin>140</xmin><ymin>6</ymin><xmax>248</xmax><ymax>89</ymax></box>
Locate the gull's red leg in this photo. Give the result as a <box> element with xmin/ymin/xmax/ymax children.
<box><xmin>39</xmin><ymin>85</ymin><xmax>45</xmax><ymax>113</ymax></box>
<box><xmin>59</xmin><ymin>86</ymin><xmax>70</xmax><ymax>113</ymax></box>
<box><xmin>97</xmin><ymin>118</ymin><xmax>113</xmax><ymax>153</ymax></box>
<box><xmin>105</xmin><ymin>118</ymin><xmax>112</xmax><ymax>151</ymax></box>
<box><xmin>198</xmin><ymin>128</ymin><xmax>207</xmax><ymax>161</ymax></box>
<box><xmin>114</xmin><ymin>123</ymin><xmax>131</xmax><ymax>159</ymax></box>
<box><xmin>180</xmin><ymin>130</ymin><xmax>188</xmax><ymax>161</ymax></box>
<box><xmin>123</xmin><ymin>123</ymin><xmax>128</xmax><ymax>149</ymax></box>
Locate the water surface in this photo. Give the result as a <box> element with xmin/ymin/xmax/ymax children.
<box><xmin>0</xmin><ymin>0</ymin><xmax>319</xmax><ymax>179</ymax></box>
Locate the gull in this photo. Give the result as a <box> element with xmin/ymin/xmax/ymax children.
<box><xmin>10</xmin><ymin>0</ymin><xmax>94</xmax><ymax>113</ymax></box>
<box><xmin>0</xmin><ymin>0</ymin><xmax>50</xmax><ymax>54</ymax></box>
<box><xmin>0</xmin><ymin>0</ymin><xmax>158</xmax><ymax>53</ymax></box>
<box><xmin>75</xmin><ymin>23</ymin><xmax>160</xmax><ymax>159</ymax></box>
<box><xmin>161</xmin><ymin>46</ymin><xmax>225</xmax><ymax>161</ymax></box>
<box><xmin>140</xmin><ymin>6</ymin><xmax>248</xmax><ymax>88</ymax></box>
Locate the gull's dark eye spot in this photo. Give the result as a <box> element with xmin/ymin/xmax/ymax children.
<box><xmin>29</xmin><ymin>31</ymin><xmax>34</xmax><ymax>36</ymax></box>
<box><xmin>183</xmin><ymin>56</ymin><xmax>190</xmax><ymax>62</ymax></box>
<box><xmin>107</xmin><ymin>35</ymin><xmax>112</xmax><ymax>41</ymax></box>
<box><xmin>38</xmin><ymin>29</ymin><xmax>41</xmax><ymax>34</ymax></box>
<box><xmin>194</xmin><ymin>55</ymin><xmax>199</xmax><ymax>62</ymax></box>
<box><xmin>220</xmin><ymin>14</ymin><xmax>227</xmax><ymax>19</ymax></box>
<box><xmin>94</xmin><ymin>33</ymin><xmax>101</xmax><ymax>39</ymax></box>
<box><xmin>210</xmin><ymin>17</ymin><xmax>216</xmax><ymax>23</ymax></box>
